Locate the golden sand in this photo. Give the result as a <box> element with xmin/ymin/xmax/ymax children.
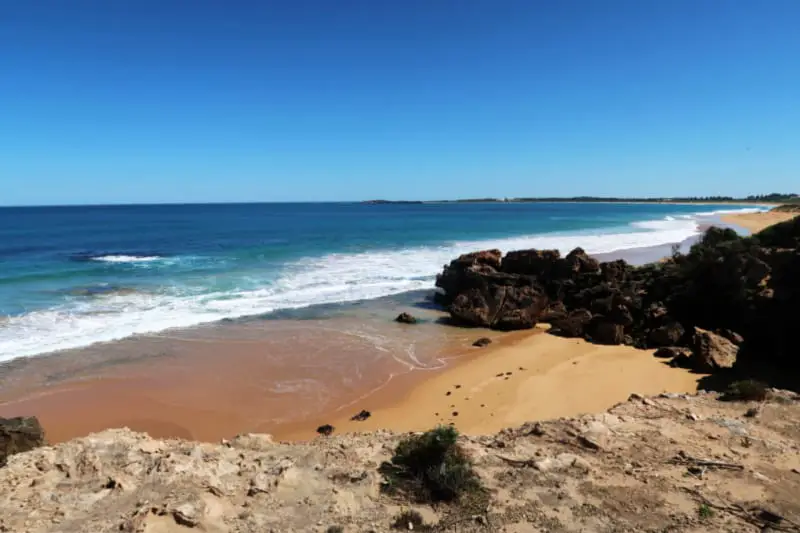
<box><xmin>722</xmin><ymin>211</ymin><xmax>797</xmax><ymax>233</ymax></box>
<box><xmin>289</xmin><ymin>326</ymin><xmax>704</xmax><ymax>439</ymax></box>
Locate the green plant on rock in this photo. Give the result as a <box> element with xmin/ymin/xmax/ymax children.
<box><xmin>380</xmin><ymin>425</ymin><xmax>483</xmax><ymax>503</ymax></box>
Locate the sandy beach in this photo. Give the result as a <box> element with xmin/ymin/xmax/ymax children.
<box><xmin>291</xmin><ymin>325</ymin><xmax>704</xmax><ymax>439</ymax></box>
<box><xmin>722</xmin><ymin>210</ymin><xmax>798</xmax><ymax>233</ymax></box>
<box><xmin>2</xmin><ymin>209</ymin><xmax>794</xmax><ymax>445</ymax></box>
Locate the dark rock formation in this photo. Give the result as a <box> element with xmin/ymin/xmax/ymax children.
<box><xmin>653</xmin><ymin>346</ymin><xmax>692</xmax><ymax>359</ymax></box>
<box><xmin>648</xmin><ymin>322</ymin><xmax>685</xmax><ymax>347</ymax></box>
<box><xmin>550</xmin><ymin>309</ymin><xmax>592</xmax><ymax>338</ymax></box>
<box><xmin>446</xmin><ymin>270</ymin><xmax>547</xmax><ymax>330</ymax></box>
<box><xmin>350</xmin><ymin>410</ymin><xmax>371</xmax><ymax>422</ymax></box>
<box><xmin>434</xmin><ymin>216</ymin><xmax>800</xmax><ymax>388</ymax></box>
<box><xmin>394</xmin><ymin>313</ymin><xmax>417</xmax><ymax>324</ymax></box>
<box><xmin>1</xmin><ymin>417</ymin><xmax>45</xmax><ymax>467</ymax></box>
<box><xmin>472</xmin><ymin>337</ymin><xmax>492</xmax><ymax>347</ymax></box>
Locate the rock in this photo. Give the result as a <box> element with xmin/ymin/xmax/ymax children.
<box><xmin>669</xmin><ymin>353</ymin><xmax>693</xmax><ymax>369</ymax></box>
<box><xmin>716</xmin><ymin>329</ymin><xmax>744</xmax><ymax>346</ymax></box>
<box><xmin>534</xmin><ymin>453</ymin><xmax>591</xmax><ymax>473</ymax></box>
<box><xmin>350</xmin><ymin>410</ymin><xmax>371</xmax><ymax>422</ymax></box>
<box><xmin>653</xmin><ymin>346</ymin><xmax>692</xmax><ymax>359</ymax></box>
<box><xmin>316</xmin><ymin>424</ymin><xmax>335</xmax><ymax>436</ymax></box>
<box><xmin>648</xmin><ymin>322</ymin><xmax>685</xmax><ymax>347</ymax></box>
<box><xmin>1</xmin><ymin>416</ymin><xmax>45</xmax><ymax>466</ymax></box>
<box><xmin>472</xmin><ymin>337</ymin><xmax>492</xmax><ymax>347</ymax></box>
<box><xmin>550</xmin><ymin>309</ymin><xmax>592</xmax><ymax>338</ymax></box>
<box><xmin>501</xmin><ymin>249</ymin><xmax>562</xmax><ymax>277</ymax></box>
<box><xmin>691</xmin><ymin>328</ymin><xmax>739</xmax><ymax>371</ymax></box>
<box><xmin>539</xmin><ymin>301</ymin><xmax>568</xmax><ymax>322</ymax></box>
<box><xmin>588</xmin><ymin>319</ymin><xmax>625</xmax><ymax>345</ymax></box>
<box><xmin>563</xmin><ymin>247</ymin><xmax>600</xmax><ymax>275</ymax></box>
<box><xmin>449</xmin><ymin>272</ymin><xmax>548</xmax><ymax>330</ymax></box>
<box><xmin>395</xmin><ymin>313</ymin><xmax>417</xmax><ymax>324</ymax></box>
<box><xmin>434</xmin><ymin>250</ymin><xmax>502</xmax><ymax>305</ymax></box>
<box><xmin>578</xmin><ymin>421</ymin><xmax>611</xmax><ymax>451</ymax></box>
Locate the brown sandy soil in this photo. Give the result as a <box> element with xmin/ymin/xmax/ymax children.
<box><xmin>2</xmin><ymin>389</ymin><xmax>798</xmax><ymax>532</ymax></box>
<box><xmin>722</xmin><ymin>211</ymin><xmax>798</xmax><ymax>233</ymax></box>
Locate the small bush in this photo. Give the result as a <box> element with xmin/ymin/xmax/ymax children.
<box><xmin>721</xmin><ymin>379</ymin><xmax>768</xmax><ymax>402</ymax></box>
<box><xmin>380</xmin><ymin>426</ymin><xmax>482</xmax><ymax>503</ymax></box>
<box><xmin>326</xmin><ymin>527</ymin><xmax>344</xmax><ymax>533</ymax></box>
<box><xmin>391</xmin><ymin>509</ymin><xmax>430</xmax><ymax>530</ymax></box>
<box><xmin>698</xmin><ymin>503</ymin><xmax>714</xmax><ymax>520</ymax></box>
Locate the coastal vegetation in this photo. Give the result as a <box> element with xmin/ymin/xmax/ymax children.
<box><xmin>364</xmin><ymin>192</ymin><xmax>799</xmax><ymax>204</ymax></box>
<box><xmin>380</xmin><ymin>425</ymin><xmax>483</xmax><ymax>503</ymax></box>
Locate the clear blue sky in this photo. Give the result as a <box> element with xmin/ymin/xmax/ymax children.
<box><xmin>2</xmin><ymin>1</ymin><xmax>799</xmax><ymax>205</ymax></box>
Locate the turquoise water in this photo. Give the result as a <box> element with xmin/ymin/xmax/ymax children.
<box><xmin>0</xmin><ymin>202</ymin><xmax>762</xmax><ymax>359</ymax></box>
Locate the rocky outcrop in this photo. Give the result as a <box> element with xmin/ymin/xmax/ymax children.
<box><xmin>1</xmin><ymin>417</ymin><xmax>45</xmax><ymax>467</ymax></box>
<box><xmin>446</xmin><ymin>269</ymin><xmax>547</xmax><ymax>330</ymax></box>
<box><xmin>0</xmin><ymin>392</ymin><xmax>797</xmax><ymax>532</ymax></box>
<box><xmin>435</xmin><ymin>217</ymin><xmax>800</xmax><ymax>383</ymax></box>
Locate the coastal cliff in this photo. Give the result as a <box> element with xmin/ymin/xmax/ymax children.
<box><xmin>1</xmin><ymin>390</ymin><xmax>799</xmax><ymax>532</ymax></box>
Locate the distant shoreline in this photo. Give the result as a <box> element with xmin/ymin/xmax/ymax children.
<box><xmin>363</xmin><ymin>198</ymin><xmax>790</xmax><ymax>206</ymax></box>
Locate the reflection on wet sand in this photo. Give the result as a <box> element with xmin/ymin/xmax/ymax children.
<box><xmin>0</xmin><ymin>299</ymin><xmax>481</xmax><ymax>443</ymax></box>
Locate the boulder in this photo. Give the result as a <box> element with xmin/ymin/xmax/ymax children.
<box><xmin>501</xmin><ymin>249</ymin><xmax>562</xmax><ymax>278</ymax></box>
<box><xmin>1</xmin><ymin>417</ymin><xmax>45</xmax><ymax>466</ymax></box>
<box><xmin>653</xmin><ymin>346</ymin><xmax>692</xmax><ymax>359</ymax></box>
<box><xmin>589</xmin><ymin>319</ymin><xmax>625</xmax><ymax>345</ymax></box>
<box><xmin>449</xmin><ymin>271</ymin><xmax>547</xmax><ymax>330</ymax></box>
<box><xmin>394</xmin><ymin>312</ymin><xmax>417</xmax><ymax>324</ymax></box>
<box><xmin>648</xmin><ymin>322</ymin><xmax>685</xmax><ymax>347</ymax></box>
<box><xmin>434</xmin><ymin>250</ymin><xmax>502</xmax><ymax>305</ymax></box>
<box><xmin>539</xmin><ymin>301</ymin><xmax>568</xmax><ymax>322</ymax></box>
<box><xmin>550</xmin><ymin>309</ymin><xmax>593</xmax><ymax>338</ymax></box>
<box><xmin>472</xmin><ymin>337</ymin><xmax>492</xmax><ymax>347</ymax></box>
<box><xmin>716</xmin><ymin>329</ymin><xmax>744</xmax><ymax>346</ymax></box>
<box><xmin>563</xmin><ymin>247</ymin><xmax>600</xmax><ymax>275</ymax></box>
<box><xmin>691</xmin><ymin>328</ymin><xmax>739</xmax><ymax>372</ymax></box>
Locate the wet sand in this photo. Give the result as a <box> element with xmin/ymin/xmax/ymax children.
<box><xmin>722</xmin><ymin>211</ymin><xmax>797</xmax><ymax>233</ymax></box>
<box><xmin>287</xmin><ymin>325</ymin><xmax>704</xmax><ymax>439</ymax></box>
<box><xmin>0</xmin><ymin>314</ymin><xmax>704</xmax><ymax>443</ymax></box>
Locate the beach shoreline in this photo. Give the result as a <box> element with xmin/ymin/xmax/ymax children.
<box><xmin>721</xmin><ymin>209</ymin><xmax>798</xmax><ymax>233</ymax></box>
<box><xmin>1</xmin><ymin>208</ymin><xmax>792</xmax><ymax>445</ymax></box>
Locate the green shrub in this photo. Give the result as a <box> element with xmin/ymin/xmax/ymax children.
<box><xmin>380</xmin><ymin>426</ymin><xmax>482</xmax><ymax>503</ymax></box>
<box><xmin>698</xmin><ymin>503</ymin><xmax>714</xmax><ymax>520</ymax></box>
<box><xmin>721</xmin><ymin>379</ymin><xmax>768</xmax><ymax>402</ymax></box>
<box><xmin>391</xmin><ymin>509</ymin><xmax>431</xmax><ymax>530</ymax></box>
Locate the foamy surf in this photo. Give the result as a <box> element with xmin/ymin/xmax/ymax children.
<box><xmin>90</xmin><ymin>255</ymin><xmax>163</xmax><ymax>263</ymax></box>
<box><xmin>0</xmin><ymin>206</ymin><xmax>768</xmax><ymax>360</ymax></box>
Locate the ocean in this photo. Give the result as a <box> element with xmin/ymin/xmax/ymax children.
<box><xmin>0</xmin><ymin>202</ymin><xmax>763</xmax><ymax>361</ymax></box>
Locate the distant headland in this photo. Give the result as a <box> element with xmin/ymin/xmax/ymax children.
<box><xmin>363</xmin><ymin>193</ymin><xmax>799</xmax><ymax>205</ymax></box>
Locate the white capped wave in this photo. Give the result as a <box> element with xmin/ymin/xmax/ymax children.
<box><xmin>0</xmin><ymin>206</ymin><xmax>763</xmax><ymax>360</ymax></box>
<box><xmin>90</xmin><ymin>255</ymin><xmax>163</xmax><ymax>263</ymax></box>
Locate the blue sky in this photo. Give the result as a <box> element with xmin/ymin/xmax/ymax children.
<box><xmin>2</xmin><ymin>1</ymin><xmax>799</xmax><ymax>205</ymax></box>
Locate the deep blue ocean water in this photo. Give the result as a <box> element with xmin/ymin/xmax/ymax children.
<box><xmin>0</xmin><ymin>202</ymin><xmax>762</xmax><ymax>360</ymax></box>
